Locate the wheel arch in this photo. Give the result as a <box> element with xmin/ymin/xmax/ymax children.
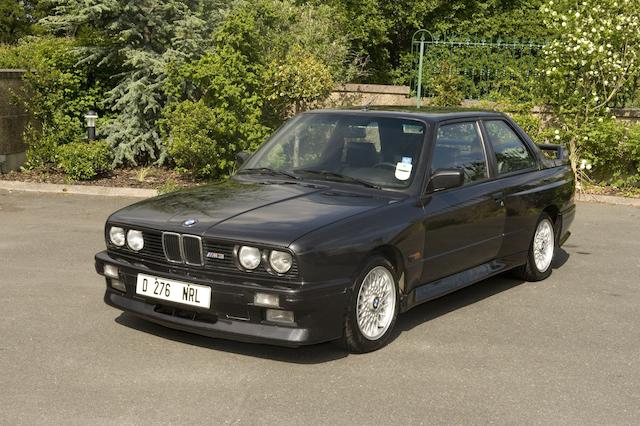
<box><xmin>542</xmin><ymin>204</ymin><xmax>561</xmax><ymax>243</ymax></box>
<box><xmin>370</xmin><ymin>244</ymin><xmax>406</xmax><ymax>294</ymax></box>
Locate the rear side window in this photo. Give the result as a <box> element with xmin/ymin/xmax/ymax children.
<box><xmin>432</xmin><ymin>122</ymin><xmax>488</xmax><ymax>185</ymax></box>
<box><xmin>484</xmin><ymin>120</ymin><xmax>536</xmax><ymax>174</ymax></box>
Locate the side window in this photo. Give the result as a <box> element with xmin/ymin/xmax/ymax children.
<box><xmin>484</xmin><ymin>120</ymin><xmax>536</xmax><ymax>174</ymax></box>
<box><xmin>433</xmin><ymin>122</ymin><xmax>488</xmax><ymax>184</ymax></box>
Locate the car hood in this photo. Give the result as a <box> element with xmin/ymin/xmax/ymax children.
<box><xmin>109</xmin><ymin>179</ymin><xmax>400</xmax><ymax>246</ymax></box>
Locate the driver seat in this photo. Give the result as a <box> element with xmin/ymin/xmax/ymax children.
<box><xmin>345</xmin><ymin>142</ymin><xmax>378</xmax><ymax>168</ymax></box>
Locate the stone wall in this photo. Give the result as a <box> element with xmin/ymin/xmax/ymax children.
<box><xmin>0</xmin><ymin>69</ymin><xmax>29</xmax><ymax>171</ymax></box>
<box><xmin>328</xmin><ymin>84</ymin><xmax>415</xmax><ymax>108</ymax></box>
<box><xmin>327</xmin><ymin>83</ymin><xmax>640</xmax><ymax>122</ymax></box>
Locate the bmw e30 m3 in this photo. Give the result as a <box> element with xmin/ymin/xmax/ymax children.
<box><xmin>95</xmin><ymin>109</ymin><xmax>575</xmax><ymax>353</ymax></box>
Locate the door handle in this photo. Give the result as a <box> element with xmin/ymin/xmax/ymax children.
<box><xmin>492</xmin><ymin>192</ymin><xmax>505</xmax><ymax>207</ymax></box>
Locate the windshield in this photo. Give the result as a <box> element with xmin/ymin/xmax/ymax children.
<box><xmin>242</xmin><ymin>113</ymin><xmax>427</xmax><ymax>189</ymax></box>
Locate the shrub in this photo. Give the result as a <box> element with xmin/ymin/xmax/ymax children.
<box><xmin>0</xmin><ymin>37</ymin><xmax>112</xmax><ymax>169</ymax></box>
<box><xmin>57</xmin><ymin>140</ymin><xmax>113</xmax><ymax>180</ymax></box>
<box><xmin>579</xmin><ymin>119</ymin><xmax>640</xmax><ymax>187</ymax></box>
<box><xmin>164</xmin><ymin>100</ymin><xmax>269</xmax><ymax>179</ymax></box>
<box><xmin>540</xmin><ymin>0</ymin><xmax>640</xmax><ymax>173</ymax></box>
<box><xmin>162</xmin><ymin>1</ymin><xmax>340</xmax><ymax>179</ymax></box>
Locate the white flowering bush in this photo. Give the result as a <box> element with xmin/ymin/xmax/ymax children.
<box><xmin>540</xmin><ymin>0</ymin><xmax>640</xmax><ymax>175</ymax></box>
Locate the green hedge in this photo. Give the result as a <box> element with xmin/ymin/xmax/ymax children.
<box><xmin>57</xmin><ymin>141</ymin><xmax>113</xmax><ymax>180</ymax></box>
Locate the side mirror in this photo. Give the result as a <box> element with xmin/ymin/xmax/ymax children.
<box><xmin>236</xmin><ymin>151</ymin><xmax>250</xmax><ymax>165</ymax></box>
<box><xmin>429</xmin><ymin>168</ymin><xmax>464</xmax><ymax>192</ymax></box>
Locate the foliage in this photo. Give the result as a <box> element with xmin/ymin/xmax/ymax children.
<box><xmin>57</xmin><ymin>140</ymin><xmax>113</xmax><ymax>180</ymax></box>
<box><xmin>163</xmin><ymin>0</ymin><xmax>339</xmax><ymax>179</ymax></box>
<box><xmin>315</xmin><ymin>0</ymin><xmax>548</xmax><ymax>83</ymax></box>
<box><xmin>164</xmin><ymin>100</ymin><xmax>269</xmax><ymax>179</ymax></box>
<box><xmin>41</xmin><ymin>0</ymin><xmax>226</xmax><ymax>166</ymax></box>
<box><xmin>578</xmin><ymin>119</ymin><xmax>640</xmax><ymax>187</ymax></box>
<box><xmin>0</xmin><ymin>37</ymin><xmax>110</xmax><ymax>168</ymax></box>
<box><xmin>430</xmin><ymin>61</ymin><xmax>463</xmax><ymax>106</ymax></box>
<box><xmin>540</xmin><ymin>0</ymin><xmax>640</xmax><ymax>173</ymax></box>
<box><xmin>262</xmin><ymin>46</ymin><xmax>334</xmax><ymax>126</ymax></box>
<box><xmin>157</xmin><ymin>177</ymin><xmax>181</xmax><ymax>194</ymax></box>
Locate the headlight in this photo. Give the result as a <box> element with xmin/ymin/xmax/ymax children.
<box><xmin>238</xmin><ymin>246</ymin><xmax>261</xmax><ymax>270</ymax></box>
<box><xmin>269</xmin><ymin>250</ymin><xmax>293</xmax><ymax>274</ymax></box>
<box><xmin>126</xmin><ymin>230</ymin><xmax>144</xmax><ymax>251</ymax></box>
<box><xmin>109</xmin><ymin>226</ymin><xmax>125</xmax><ymax>246</ymax></box>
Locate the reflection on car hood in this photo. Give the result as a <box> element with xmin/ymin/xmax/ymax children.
<box><xmin>108</xmin><ymin>179</ymin><xmax>400</xmax><ymax>246</ymax></box>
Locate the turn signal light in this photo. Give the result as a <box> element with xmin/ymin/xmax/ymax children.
<box><xmin>266</xmin><ymin>309</ymin><xmax>294</xmax><ymax>324</ymax></box>
<box><xmin>103</xmin><ymin>264</ymin><xmax>119</xmax><ymax>279</ymax></box>
<box><xmin>110</xmin><ymin>279</ymin><xmax>126</xmax><ymax>292</ymax></box>
<box><xmin>254</xmin><ymin>292</ymin><xmax>279</xmax><ymax>307</ymax></box>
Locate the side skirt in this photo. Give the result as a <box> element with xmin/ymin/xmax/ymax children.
<box><xmin>401</xmin><ymin>253</ymin><xmax>525</xmax><ymax>312</ymax></box>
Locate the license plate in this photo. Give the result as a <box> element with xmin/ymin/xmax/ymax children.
<box><xmin>136</xmin><ymin>273</ymin><xmax>211</xmax><ymax>309</ymax></box>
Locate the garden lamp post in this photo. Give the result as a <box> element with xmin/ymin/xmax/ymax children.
<box><xmin>85</xmin><ymin>110</ymin><xmax>98</xmax><ymax>140</ymax></box>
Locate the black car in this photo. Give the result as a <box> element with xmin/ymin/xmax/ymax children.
<box><xmin>95</xmin><ymin>109</ymin><xmax>575</xmax><ymax>352</ymax></box>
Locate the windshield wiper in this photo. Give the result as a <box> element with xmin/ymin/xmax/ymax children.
<box><xmin>238</xmin><ymin>167</ymin><xmax>301</xmax><ymax>180</ymax></box>
<box><xmin>294</xmin><ymin>169</ymin><xmax>381</xmax><ymax>189</ymax></box>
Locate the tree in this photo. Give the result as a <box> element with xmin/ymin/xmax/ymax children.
<box><xmin>163</xmin><ymin>0</ymin><xmax>340</xmax><ymax>179</ymax></box>
<box><xmin>540</xmin><ymin>0</ymin><xmax>640</xmax><ymax>173</ymax></box>
<box><xmin>0</xmin><ymin>0</ymin><xmax>32</xmax><ymax>43</ymax></box>
<box><xmin>41</xmin><ymin>0</ymin><xmax>226</xmax><ymax>166</ymax></box>
<box><xmin>312</xmin><ymin>0</ymin><xmax>548</xmax><ymax>83</ymax></box>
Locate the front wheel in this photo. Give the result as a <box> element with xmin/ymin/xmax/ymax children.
<box><xmin>514</xmin><ymin>213</ymin><xmax>556</xmax><ymax>281</ymax></box>
<box><xmin>341</xmin><ymin>257</ymin><xmax>399</xmax><ymax>353</ymax></box>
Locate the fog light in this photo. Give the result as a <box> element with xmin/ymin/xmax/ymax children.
<box><xmin>103</xmin><ymin>264</ymin><xmax>118</xmax><ymax>279</ymax></box>
<box><xmin>110</xmin><ymin>279</ymin><xmax>126</xmax><ymax>292</ymax></box>
<box><xmin>254</xmin><ymin>292</ymin><xmax>279</xmax><ymax>307</ymax></box>
<box><xmin>266</xmin><ymin>309</ymin><xmax>294</xmax><ymax>323</ymax></box>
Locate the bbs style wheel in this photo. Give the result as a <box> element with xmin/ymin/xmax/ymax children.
<box><xmin>515</xmin><ymin>213</ymin><xmax>556</xmax><ymax>282</ymax></box>
<box><xmin>342</xmin><ymin>256</ymin><xmax>399</xmax><ymax>353</ymax></box>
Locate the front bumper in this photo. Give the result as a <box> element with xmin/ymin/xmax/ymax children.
<box><xmin>95</xmin><ymin>251</ymin><xmax>350</xmax><ymax>347</ymax></box>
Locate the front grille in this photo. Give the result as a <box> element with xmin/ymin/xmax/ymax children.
<box><xmin>203</xmin><ymin>240</ymin><xmax>299</xmax><ymax>279</ymax></box>
<box><xmin>182</xmin><ymin>235</ymin><xmax>203</xmax><ymax>266</ymax></box>
<box><xmin>108</xmin><ymin>226</ymin><xmax>298</xmax><ymax>279</ymax></box>
<box><xmin>162</xmin><ymin>233</ymin><xmax>182</xmax><ymax>263</ymax></box>
<box><xmin>203</xmin><ymin>241</ymin><xmax>236</xmax><ymax>271</ymax></box>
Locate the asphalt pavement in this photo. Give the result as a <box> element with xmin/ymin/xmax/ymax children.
<box><xmin>1</xmin><ymin>189</ymin><xmax>639</xmax><ymax>425</ymax></box>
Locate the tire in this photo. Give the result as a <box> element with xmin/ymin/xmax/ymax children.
<box><xmin>341</xmin><ymin>256</ymin><xmax>399</xmax><ymax>353</ymax></box>
<box><xmin>514</xmin><ymin>213</ymin><xmax>556</xmax><ymax>282</ymax></box>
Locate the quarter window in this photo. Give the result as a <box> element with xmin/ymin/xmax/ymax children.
<box><xmin>432</xmin><ymin>122</ymin><xmax>488</xmax><ymax>185</ymax></box>
<box><xmin>484</xmin><ymin>120</ymin><xmax>536</xmax><ymax>174</ymax></box>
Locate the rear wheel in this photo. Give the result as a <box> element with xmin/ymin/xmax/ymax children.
<box><xmin>342</xmin><ymin>257</ymin><xmax>399</xmax><ymax>353</ymax></box>
<box><xmin>514</xmin><ymin>213</ymin><xmax>556</xmax><ymax>281</ymax></box>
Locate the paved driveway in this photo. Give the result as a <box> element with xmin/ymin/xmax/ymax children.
<box><xmin>1</xmin><ymin>190</ymin><xmax>639</xmax><ymax>425</ymax></box>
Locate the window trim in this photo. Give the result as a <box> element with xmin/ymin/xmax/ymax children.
<box><xmin>426</xmin><ymin>119</ymin><xmax>492</xmax><ymax>191</ymax></box>
<box><xmin>480</xmin><ymin>119</ymin><xmax>539</xmax><ymax>178</ymax></box>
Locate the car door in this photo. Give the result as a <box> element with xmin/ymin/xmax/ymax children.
<box><xmin>420</xmin><ymin>120</ymin><xmax>507</xmax><ymax>284</ymax></box>
<box><xmin>481</xmin><ymin>118</ymin><xmax>541</xmax><ymax>257</ymax></box>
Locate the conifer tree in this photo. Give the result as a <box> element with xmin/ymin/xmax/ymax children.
<box><xmin>42</xmin><ymin>0</ymin><xmax>225</xmax><ymax>165</ymax></box>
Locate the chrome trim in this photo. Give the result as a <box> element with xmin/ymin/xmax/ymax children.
<box><xmin>161</xmin><ymin>232</ymin><xmax>204</xmax><ymax>266</ymax></box>
<box><xmin>182</xmin><ymin>235</ymin><xmax>204</xmax><ymax>266</ymax></box>
<box><xmin>162</xmin><ymin>232</ymin><xmax>185</xmax><ymax>264</ymax></box>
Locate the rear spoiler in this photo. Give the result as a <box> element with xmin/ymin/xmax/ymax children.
<box><xmin>537</xmin><ymin>144</ymin><xmax>569</xmax><ymax>166</ymax></box>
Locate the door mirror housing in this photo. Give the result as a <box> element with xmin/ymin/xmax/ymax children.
<box><xmin>429</xmin><ymin>168</ymin><xmax>464</xmax><ymax>192</ymax></box>
<box><xmin>236</xmin><ymin>151</ymin><xmax>250</xmax><ymax>165</ymax></box>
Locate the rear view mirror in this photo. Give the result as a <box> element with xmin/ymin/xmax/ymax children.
<box><xmin>236</xmin><ymin>151</ymin><xmax>250</xmax><ymax>165</ymax></box>
<box><xmin>430</xmin><ymin>168</ymin><xmax>464</xmax><ymax>192</ymax></box>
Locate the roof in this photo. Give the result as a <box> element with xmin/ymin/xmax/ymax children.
<box><xmin>307</xmin><ymin>106</ymin><xmax>506</xmax><ymax>122</ymax></box>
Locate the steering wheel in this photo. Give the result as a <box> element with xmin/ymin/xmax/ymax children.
<box><xmin>373</xmin><ymin>162</ymin><xmax>397</xmax><ymax>170</ymax></box>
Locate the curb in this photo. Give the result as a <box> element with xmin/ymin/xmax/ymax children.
<box><xmin>576</xmin><ymin>193</ymin><xmax>640</xmax><ymax>207</ymax></box>
<box><xmin>0</xmin><ymin>180</ymin><xmax>158</xmax><ymax>198</ymax></box>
